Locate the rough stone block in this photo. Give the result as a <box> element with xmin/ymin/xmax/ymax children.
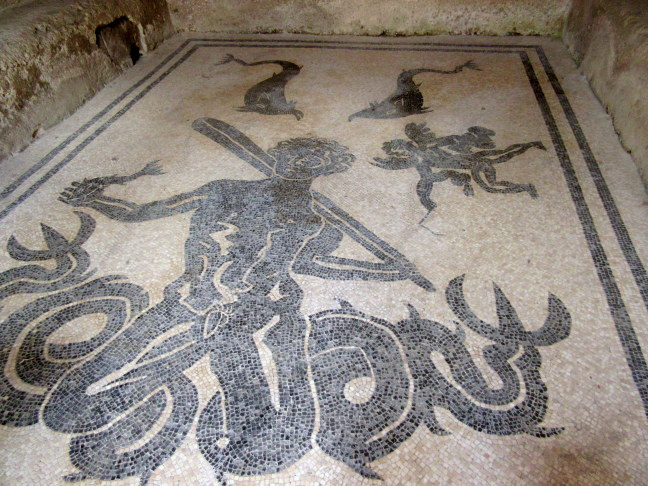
<box><xmin>564</xmin><ymin>0</ymin><xmax>648</xmax><ymax>186</ymax></box>
<box><xmin>167</xmin><ymin>0</ymin><xmax>570</xmax><ymax>37</ymax></box>
<box><xmin>0</xmin><ymin>0</ymin><xmax>174</xmax><ymax>161</ymax></box>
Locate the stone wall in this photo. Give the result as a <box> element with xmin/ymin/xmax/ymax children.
<box><xmin>168</xmin><ymin>0</ymin><xmax>570</xmax><ymax>36</ymax></box>
<box><xmin>0</xmin><ymin>0</ymin><xmax>174</xmax><ymax>160</ymax></box>
<box><xmin>564</xmin><ymin>0</ymin><xmax>648</xmax><ymax>185</ymax></box>
<box><xmin>3</xmin><ymin>0</ymin><xmax>647</xmax><ymax>187</ymax></box>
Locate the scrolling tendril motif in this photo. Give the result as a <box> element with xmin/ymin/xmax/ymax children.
<box><xmin>0</xmin><ymin>120</ymin><xmax>570</xmax><ymax>485</ymax></box>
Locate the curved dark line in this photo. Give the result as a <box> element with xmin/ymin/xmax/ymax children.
<box><xmin>534</xmin><ymin>46</ymin><xmax>648</xmax><ymax>313</ymax></box>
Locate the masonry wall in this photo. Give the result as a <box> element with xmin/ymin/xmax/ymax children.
<box><xmin>0</xmin><ymin>0</ymin><xmax>174</xmax><ymax>160</ymax></box>
<box><xmin>563</xmin><ymin>0</ymin><xmax>648</xmax><ymax>184</ymax></box>
<box><xmin>167</xmin><ymin>0</ymin><xmax>570</xmax><ymax>36</ymax></box>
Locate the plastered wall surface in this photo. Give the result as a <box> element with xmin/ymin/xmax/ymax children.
<box><xmin>564</xmin><ymin>0</ymin><xmax>648</xmax><ymax>185</ymax></box>
<box><xmin>167</xmin><ymin>0</ymin><xmax>570</xmax><ymax>36</ymax></box>
<box><xmin>0</xmin><ymin>0</ymin><xmax>174</xmax><ymax>161</ymax></box>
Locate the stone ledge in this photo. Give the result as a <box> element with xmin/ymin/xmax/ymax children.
<box><xmin>0</xmin><ymin>0</ymin><xmax>174</xmax><ymax>161</ymax></box>
<box><xmin>564</xmin><ymin>0</ymin><xmax>648</xmax><ymax>187</ymax></box>
<box><xmin>167</xmin><ymin>0</ymin><xmax>570</xmax><ymax>37</ymax></box>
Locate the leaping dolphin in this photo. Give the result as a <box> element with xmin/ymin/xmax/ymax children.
<box><xmin>217</xmin><ymin>54</ymin><xmax>304</xmax><ymax>120</ymax></box>
<box><xmin>348</xmin><ymin>60</ymin><xmax>480</xmax><ymax>121</ymax></box>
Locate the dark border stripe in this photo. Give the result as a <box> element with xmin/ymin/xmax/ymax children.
<box><xmin>520</xmin><ymin>51</ymin><xmax>648</xmax><ymax>417</ymax></box>
<box><xmin>533</xmin><ymin>46</ymin><xmax>648</xmax><ymax>313</ymax></box>
<box><xmin>191</xmin><ymin>37</ymin><xmax>544</xmax><ymax>49</ymax></box>
<box><xmin>0</xmin><ymin>46</ymin><xmax>199</xmax><ymax>221</ymax></box>
<box><xmin>0</xmin><ymin>40</ymin><xmax>193</xmax><ymax>201</ymax></box>
<box><xmin>2</xmin><ymin>38</ymin><xmax>646</xmax><ymax>417</ymax></box>
<box><xmin>194</xmin><ymin>42</ymin><xmax>521</xmax><ymax>54</ymax></box>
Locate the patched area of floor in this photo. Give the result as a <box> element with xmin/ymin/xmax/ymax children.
<box><xmin>0</xmin><ymin>34</ymin><xmax>646</xmax><ymax>485</ymax></box>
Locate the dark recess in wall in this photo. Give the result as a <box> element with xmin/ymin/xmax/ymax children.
<box><xmin>96</xmin><ymin>16</ymin><xmax>141</xmax><ymax>68</ymax></box>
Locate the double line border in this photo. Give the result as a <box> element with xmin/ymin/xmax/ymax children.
<box><xmin>1</xmin><ymin>36</ymin><xmax>646</xmax><ymax>418</ymax></box>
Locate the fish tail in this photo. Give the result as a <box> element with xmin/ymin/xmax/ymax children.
<box><xmin>136</xmin><ymin>160</ymin><xmax>164</xmax><ymax>177</ymax></box>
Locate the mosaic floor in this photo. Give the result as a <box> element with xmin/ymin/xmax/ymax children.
<box><xmin>0</xmin><ymin>34</ymin><xmax>647</xmax><ymax>485</ymax></box>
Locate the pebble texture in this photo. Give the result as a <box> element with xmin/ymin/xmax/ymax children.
<box><xmin>168</xmin><ymin>0</ymin><xmax>570</xmax><ymax>36</ymax></box>
<box><xmin>0</xmin><ymin>34</ymin><xmax>647</xmax><ymax>485</ymax></box>
<box><xmin>563</xmin><ymin>0</ymin><xmax>648</xmax><ymax>188</ymax></box>
<box><xmin>0</xmin><ymin>0</ymin><xmax>174</xmax><ymax>161</ymax></box>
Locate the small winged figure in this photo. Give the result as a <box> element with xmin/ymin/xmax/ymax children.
<box><xmin>373</xmin><ymin>122</ymin><xmax>546</xmax><ymax>223</ymax></box>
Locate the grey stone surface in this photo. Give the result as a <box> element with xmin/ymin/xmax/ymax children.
<box><xmin>564</xmin><ymin>0</ymin><xmax>648</xmax><ymax>187</ymax></box>
<box><xmin>0</xmin><ymin>0</ymin><xmax>174</xmax><ymax>162</ymax></box>
<box><xmin>167</xmin><ymin>0</ymin><xmax>570</xmax><ymax>36</ymax></box>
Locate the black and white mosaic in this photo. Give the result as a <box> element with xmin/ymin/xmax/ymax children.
<box><xmin>216</xmin><ymin>54</ymin><xmax>304</xmax><ymax>119</ymax></box>
<box><xmin>373</xmin><ymin>122</ymin><xmax>543</xmax><ymax>222</ymax></box>
<box><xmin>1</xmin><ymin>35</ymin><xmax>647</xmax><ymax>485</ymax></box>
<box><xmin>348</xmin><ymin>61</ymin><xmax>479</xmax><ymax>121</ymax></box>
<box><xmin>0</xmin><ymin>118</ymin><xmax>570</xmax><ymax>484</ymax></box>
